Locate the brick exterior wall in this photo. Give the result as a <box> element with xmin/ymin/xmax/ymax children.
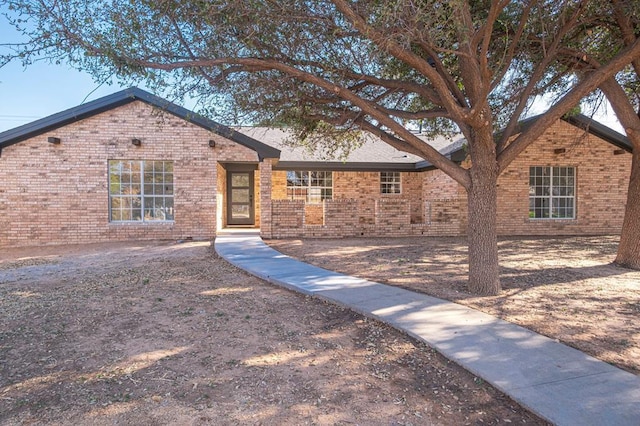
<box><xmin>375</xmin><ymin>198</ymin><xmax>410</xmax><ymax>232</ymax></box>
<box><xmin>426</xmin><ymin>199</ymin><xmax>467</xmax><ymax>235</ymax></box>
<box><xmin>0</xmin><ymin>101</ymin><xmax>259</xmax><ymax>247</ymax></box>
<box><xmin>258</xmin><ymin>159</ymin><xmax>275</xmax><ymax>238</ymax></box>
<box><xmin>1</xmin><ymin>109</ymin><xmax>631</xmax><ymax>246</ymax></box>
<box><xmin>304</xmin><ymin>204</ymin><xmax>324</xmax><ymax>225</ymax></box>
<box><xmin>403</xmin><ymin>172</ymin><xmax>425</xmax><ymax>223</ymax></box>
<box><xmin>266</xmin><ymin>120</ymin><xmax>631</xmax><ymax>239</ymax></box>
<box><xmin>270</xmin><ymin>199</ymin><xmax>304</xmax><ymax>238</ymax></box>
<box><xmin>323</xmin><ymin>199</ymin><xmax>359</xmax><ymax>237</ymax></box>
<box><xmin>271</xmin><ymin>170</ymin><xmax>288</xmax><ymax>199</ymax></box>
<box><xmin>271</xmin><ymin>170</ymin><xmax>424</xmax><ymax>224</ymax></box>
<box><xmin>495</xmin><ymin>120</ymin><xmax>631</xmax><ymax>235</ymax></box>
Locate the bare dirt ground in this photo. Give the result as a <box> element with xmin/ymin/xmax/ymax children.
<box><xmin>267</xmin><ymin>235</ymin><xmax>640</xmax><ymax>375</ymax></box>
<box><xmin>0</xmin><ymin>241</ymin><xmax>547</xmax><ymax>425</ymax></box>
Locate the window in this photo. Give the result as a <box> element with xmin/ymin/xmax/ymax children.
<box><xmin>380</xmin><ymin>172</ymin><xmax>401</xmax><ymax>194</ymax></box>
<box><xmin>529</xmin><ymin>166</ymin><xmax>575</xmax><ymax>219</ymax></box>
<box><xmin>109</xmin><ymin>160</ymin><xmax>174</xmax><ymax>222</ymax></box>
<box><xmin>286</xmin><ymin>171</ymin><xmax>332</xmax><ymax>203</ymax></box>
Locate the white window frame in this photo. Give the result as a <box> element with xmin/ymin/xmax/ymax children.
<box><xmin>380</xmin><ymin>171</ymin><xmax>402</xmax><ymax>194</ymax></box>
<box><xmin>109</xmin><ymin>160</ymin><xmax>175</xmax><ymax>222</ymax></box>
<box><xmin>529</xmin><ymin>166</ymin><xmax>576</xmax><ymax>220</ymax></box>
<box><xmin>286</xmin><ymin>171</ymin><xmax>333</xmax><ymax>204</ymax></box>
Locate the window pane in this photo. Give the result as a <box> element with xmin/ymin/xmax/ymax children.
<box><xmin>120</xmin><ymin>208</ymin><xmax>131</xmax><ymax>221</ymax></box>
<box><xmin>130</xmin><ymin>183</ymin><xmax>141</xmax><ymax>195</ymax></box>
<box><xmin>165</xmin><ymin>198</ymin><xmax>174</xmax><ymax>220</ymax></box>
<box><xmin>380</xmin><ymin>172</ymin><xmax>401</xmax><ymax>194</ymax></box>
<box><xmin>232</xmin><ymin>174</ymin><xmax>250</xmax><ymax>187</ymax></box>
<box><xmin>232</xmin><ymin>189</ymin><xmax>250</xmax><ymax>203</ymax></box>
<box><xmin>231</xmin><ymin>204</ymin><xmax>250</xmax><ymax>219</ymax></box>
<box><xmin>529</xmin><ymin>166</ymin><xmax>575</xmax><ymax>220</ymax></box>
<box><xmin>109</xmin><ymin>160</ymin><xmax>174</xmax><ymax>222</ymax></box>
<box><xmin>286</xmin><ymin>170</ymin><xmax>332</xmax><ymax>203</ymax></box>
<box><xmin>131</xmin><ymin>170</ymin><xmax>141</xmax><ymax>184</ymax></box>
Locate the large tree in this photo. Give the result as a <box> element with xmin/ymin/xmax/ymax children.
<box><xmin>2</xmin><ymin>0</ymin><xmax>639</xmax><ymax>294</ymax></box>
<box><xmin>549</xmin><ymin>0</ymin><xmax>640</xmax><ymax>269</ymax></box>
<box><xmin>591</xmin><ymin>1</ymin><xmax>640</xmax><ymax>269</ymax></box>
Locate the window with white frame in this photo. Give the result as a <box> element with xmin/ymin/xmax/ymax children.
<box><xmin>380</xmin><ymin>171</ymin><xmax>401</xmax><ymax>194</ymax></box>
<box><xmin>286</xmin><ymin>171</ymin><xmax>333</xmax><ymax>203</ymax></box>
<box><xmin>109</xmin><ymin>160</ymin><xmax>174</xmax><ymax>222</ymax></box>
<box><xmin>529</xmin><ymin>166</ymin><xmax>575</xmax><ymax>219</ymax></box>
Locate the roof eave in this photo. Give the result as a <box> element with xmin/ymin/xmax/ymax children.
<box><xmin>563</xmin><ymin>114</ymin><xmax>633</xmax><ymax>153</ymax></box>
<box><xmin>0</xmin><ymin>90</ymin><xmax>137</xmax><ymax>148</ymax></box>
<box><xmin>273</xmin><ymin>161</ymin><xmax>423</xmax><ymax>172</ymax></box>
<box><xmin>0</xmin><ymin>87</ymin><xmax>281</xmax><ymax>160</ymax></box>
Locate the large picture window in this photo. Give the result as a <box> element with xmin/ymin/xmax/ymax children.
<box><xmin>380</xmin><ymin>172</ymin><xmax>401</xmax><ymax>194</ymax></box>
<box><xmin>286</xmin><ymin>171</ymin><xmax>333</xmax><ymax>203</ymax></box>
<box><xmin>109</xmin><ymin>160</ymin><xmax>174</xmax><ymax>222</ymax></box>
<box><xmin>529</xmin><ymin>166</ymin><xmax>575</xmax><ymax>219</ymax></box>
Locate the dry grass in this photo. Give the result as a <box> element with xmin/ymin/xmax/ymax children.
<box><xmin>268</xmin><ymin>235</ymin><xmax>640</xmax><ymax>374</ymax></box>
<box><xmin>0</xmin><ymin>241</ymin><xmax>546</xmax><ymax>425</ymax></box>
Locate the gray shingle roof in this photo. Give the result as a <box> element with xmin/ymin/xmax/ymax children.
<box><xmin>237</xmin><ymin>127</ymin><xmax>464</xmax><ymax>171</ymax></box>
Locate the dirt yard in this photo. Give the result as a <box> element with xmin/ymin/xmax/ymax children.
<box><xmin>268</xmin><ymin>235</ymin><xmax>640</xmax><ymax>375</ymax></box>
<box><xmin>0</xmin><ymin>241</ymin><xmax>546</xmax><ymax>425</ymax></box>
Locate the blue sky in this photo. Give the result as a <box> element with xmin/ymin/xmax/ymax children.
<box><xmin>0</xmin><ymin>60</ymin><xmax>132</xmax><ymax>132</ymax></box>
<box><xmin>0</xmin><ymin>9</ymin><xmax>134</xmax><ymax>132</ymax></box>
<box><xmin>0</xmin><ymin>9</ymin><xmax>624</xmax><ymax>134</ymax></box>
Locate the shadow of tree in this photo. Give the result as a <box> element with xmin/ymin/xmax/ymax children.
<box><xmin>0</xmin><ymin>241</ymin><xmax>546</xmax><ymax>425</ymax></box>
<box><xmin>268</xmin><ymin>235</ymin><xmax>640</xmax><ymax>374</ymax></box>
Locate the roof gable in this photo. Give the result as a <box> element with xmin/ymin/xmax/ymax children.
<box><xmin>0</xmin><ymin>87</ymin><xmax>280</xmax><ymax>160</ymax></box>
<box><xmin>420</xmin><ymin>113</ymin><xmax>633</xmax><ymax>169</ymax></box>
<box><xmin>513</xmin><ymin>113</ymin><xmax>632</xmax><ymax>152</ymax></box>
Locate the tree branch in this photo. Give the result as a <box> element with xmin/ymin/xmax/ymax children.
<box><xmin>330</xmin><ymin>0</ymin><xmax>468</xmax><ymax>123</ymax></box>
<box><xmin>498</xmin><ymin>36</ymin><xmax>640</xmax><ymax>172</ymax></box>
<box><xmin>497</xmin><ymin>1</ymin><xmax>588</xmax><ymax>152</ymax></box>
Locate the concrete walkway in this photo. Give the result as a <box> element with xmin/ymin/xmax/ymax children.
<box><xmin>215</xmin><ymin>229</ymin><xmax>640</xmax><ymax>426</ymax></box>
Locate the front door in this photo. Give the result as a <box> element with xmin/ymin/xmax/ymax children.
<box><xmin>227</xmin><ymin>171</ymin><xmax>255</xmax><ymax>225</ymax></box>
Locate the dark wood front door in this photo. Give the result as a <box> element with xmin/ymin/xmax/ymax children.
<box><xmin>227</xmin><ymin>171</ymin><xmax>255</xmax><ymax>225</ymax></box>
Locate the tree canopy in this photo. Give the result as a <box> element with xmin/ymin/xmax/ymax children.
<box><xmin>2</xmin><ymin>0</ymin><xmax>639</xmax><ymax>294</ymax></box>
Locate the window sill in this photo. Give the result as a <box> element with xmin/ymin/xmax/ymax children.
<box><xmin>109</xmin><ymin>221</ymin><xmax>175</xmax><ymax>225</ymax></box>
<box><xmin>528</xmin><ymin>217</ymin><xmax>576</xmax><ymax>221</ymax></box>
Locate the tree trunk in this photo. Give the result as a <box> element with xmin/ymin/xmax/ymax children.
<box><xmin>598</xmin><ymin>79</ymin><xmax>640</xmax><ymax>270</ymax></box>
<box><xmin>466</xmin><ymin>130</ymin><xmax>501</xmax><ymax>296</ymax></box>
<box><xmin>615</xmin><ymin>146</ymin><xmax>640</xmax><ymax>269</ymax></box>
